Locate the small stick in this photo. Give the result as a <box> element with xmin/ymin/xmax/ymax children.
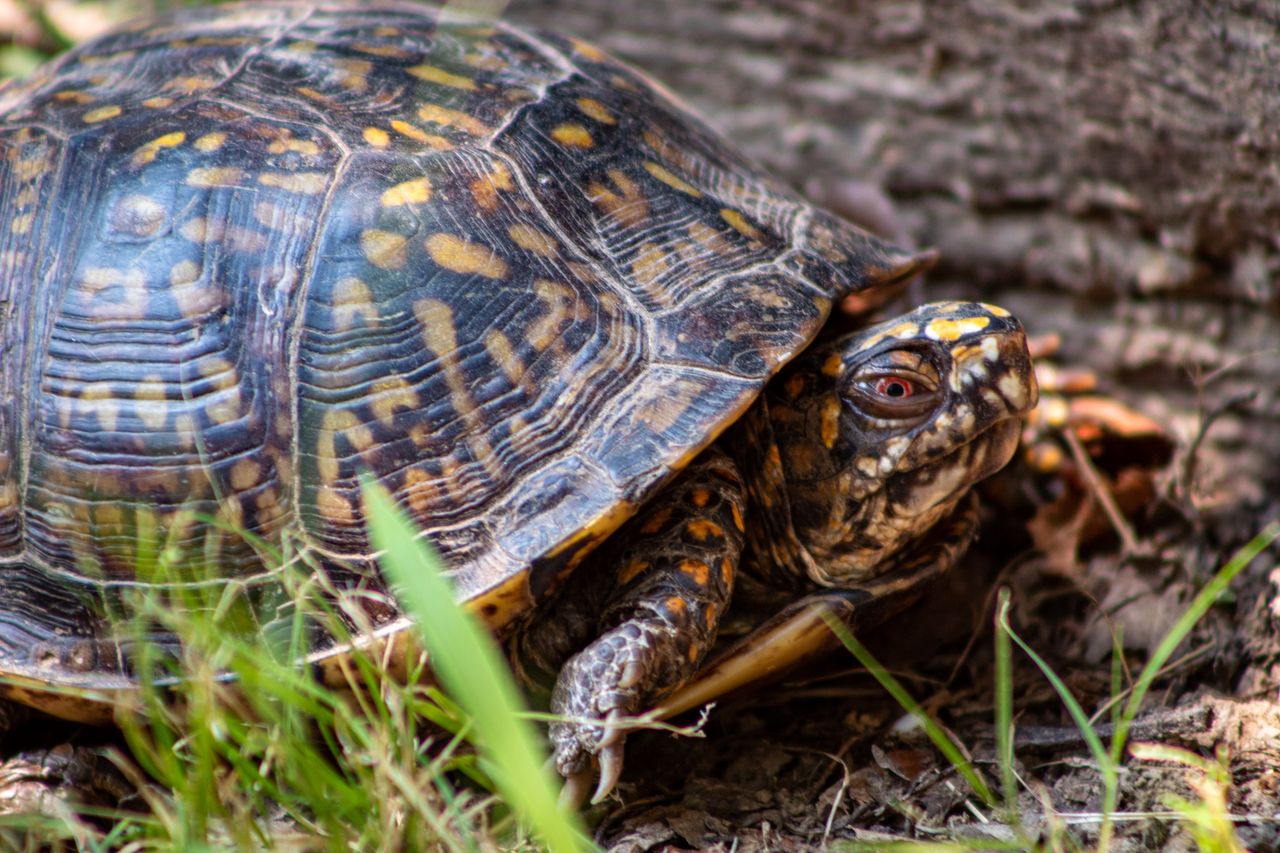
<box><xmin>1060</xmin><ymin>428</ymin><xmax>1143</xmax><ymax>556</ymax></box>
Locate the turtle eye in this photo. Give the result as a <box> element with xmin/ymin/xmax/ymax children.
<box><xmin>845</xmin><ymin>350</ymin><xmax>941</xmax><ymax>421</ymax></box>
<box><xmin>874</xmin><ymin>377</ymin><xmax>914</xmax><ymax>399</ymax></box>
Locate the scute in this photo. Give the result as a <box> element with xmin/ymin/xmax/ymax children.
<box><xmin>0</xmin><ymin>1</ymin><xmax>924</xmax><ymax>694</ymax></box>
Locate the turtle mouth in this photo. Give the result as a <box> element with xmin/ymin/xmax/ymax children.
<box><xmin>890</xmin><ymin>415</ymin><xmax>1023</xmax><ymax>519</ymax></box>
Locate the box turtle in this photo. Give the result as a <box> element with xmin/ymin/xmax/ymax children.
<box><xmin>0</xmin><ymin>2</ymin><xmax>1037</xmax><ymax>802</ymax></box>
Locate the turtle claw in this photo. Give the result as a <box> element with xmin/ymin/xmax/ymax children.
<box><xmin>559</xmin><ymin>768</ymin><xmax>593</xmax><ymax>811</ymax></box>
<box><xmin>592</xmin><ymin>741</ymin><xmax>624</xmax><ymax>804</ymax></box>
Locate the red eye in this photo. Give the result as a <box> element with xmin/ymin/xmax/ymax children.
<box><xmin>875</xmin><ymin>377</ymin><xmax>914</xmax><ymax>399</ymax></box>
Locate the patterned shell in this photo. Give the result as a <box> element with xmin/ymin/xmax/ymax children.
<box><xmin>0</xmin><ymin>2</ymin><xmax>913</xmax><ymax>668</ymax></box>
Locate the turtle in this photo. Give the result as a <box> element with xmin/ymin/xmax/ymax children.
<box><xmin>0</xmin><ymin>1</ymin><xmax>1038</xmax><ymax>804</ymax></box>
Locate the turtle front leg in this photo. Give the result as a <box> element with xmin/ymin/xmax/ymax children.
<box><xmin>517</xmin><ymin>449</ymin><xmax>745</xmax><ymax>804</ymax></box>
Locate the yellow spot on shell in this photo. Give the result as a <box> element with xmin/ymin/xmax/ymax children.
<box><xmin>332</xmin><ymin>277</ymin><xmax>378</xmax><ymax>330</ymax></box>
<box><xmin>187</xmin><ymin>167</ymin><xmax>244</xmax><ymax>188</ymax></box>
<box><xmin>381</xmin><ymin>177</ymin><xmax>432</xmax><ymax>207</ymax></box>
<box><xmin>11</xmin><ymin>214</ymin><xmax>32</xmax><ymax>235</ymax></box>
<box><xmin>390</xmin><ymin>120</ymin><xmax>454</xmax><ymax>149</ymax></box>
<box><xmin>926</xmin><ymin>315</ymin><xmax>991</xmax><ymax>341</ymax></box>
<box><xmin>575</xmin><ymin>97</ymin><xmax>616</xmax><ymax>124</ymax></box>
<box><xmin>470</xmin><ymin>160</ymin><xmax>514</xmax><ymax>211</ymax></box>
<box><xmin>194</xmin><ymin>132</ymin><xmax>226</xmax><ymax>152</ymax></box>
<box><xmin>361</xmin><ymin>230</ymin><xmax>410</xmax><ymax>270</ymax></box>
<box><xmin>730</xmin><ymin>501</ymin><xmax>746</xmax><ymax>532</ymax></box>
<box><xmin>363</xmin><ymin>127</ymin><xmax>390</xmax><ymax>148</ymax></box>
<box><xmin>425</xmin><ymin>233</ymin><xmax>508</xmax><ymax>279</ymax></box>
<box><xmin>484</xmin><ymin>330</ymin><xmax>524</xmax><ymax>385</ymax></box>
<box><xmin>664</xmin><ymin>596</ymin><xmax>688</xmax><ymax>617</ymax></box>
<box><xmin>52</xmin><ymin>90</ymin><xmax>94</xmax><ymax>104</ymax></box>
<box><xmin>643</xmin><ymin>161</ymin><xmax>701</xmax><ymax>196</ymax></box>
<box><xmin>408</xmin><ymin>64</ymin><xmax>477</xmax><ymax>90</ymax></box>
<box><xmin>370</xmin><ymin>378</ymin><xmax>419</xmax><ymax>427</ymax></box>
<box><xmin>317</xmin><ymin>410</ymin><xmax>373</xmax><ymax>484</ymax></box>
<box><xmin>258</xmin><ymin>172</ymin><xmax>328</xmax><ymax>194</ymax></box>
<box><xmin>417</xmin><ymin>103</ymin><xmax>491</xmax><ymax>136</ymax></box>
<box><xmin>142</xmin><ymin>96</ymin><xmax>174</xmax><ymax>109</ymax></box>
<box><xmin>720</xmin><ymin>208</ymin><xmax>762</xmax><ymax>240</ymax></box>
<box><xmin>74</xmin><ymin>384</ymin><xmax>116</xmax><ymax>432</ymax></box>
<box><xmin>131</xmin><ymin>131</ymin><xmax>185</xmax><ymax>166</ymax></box>
<box><xmin>569</xmin><ymin>37</ymin><xmax>606</xmax><ymax>62</ymax></box>
<box><xmin>82</xmin><ymin>105</ymin><xmax>122</xmax><ymax>123</ymax></box>
<box><xmin>230</xmin><ymin>459</ymin><xmax>261</xmax><ymax>491</ymax></box>
<box><xmin>551</xmin><ymin>123</ymin><xmax>593</xmax><ymax>148</ymax></box>
<box><xmin>317</xmin><ymin>485</ymin><xmax>355</xmax><ymax>525</ymax></box>
<box><xmin>506</xmin><ymin>223</ymin><xmax>557</xmax><ymax>258</ymax></box>
<box><xmin>135</xmin><ymin>375</ymin><xmax>168</xmax><ymax>429</ymax></box>
<box><xmin>820</xmin><ymin>397</ymin><xmax>841</xmax><ymax>448</ymax></box>
<box><xmin>690</xmin><ymin>488</ymin><xmax>711</xmax><ymax>507</ymax></box>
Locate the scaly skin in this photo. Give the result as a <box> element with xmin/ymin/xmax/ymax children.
<box><xmin>526</xmin><ymin>301</ymin><xmax>1036</xmax><ymax>803</ymax></box>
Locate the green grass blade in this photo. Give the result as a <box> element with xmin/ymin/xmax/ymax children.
<box><xmin>820</xmin><ymin>608</ymin><xmax>997</xmax><ymax>807</ymax></box>
<box><xmin>993</xmin><ymin>588</ymin><xmax>1017</xmax><ymax>822</ymax></box>
<box><xmin>362</xmin><ymin>481</ymin><xmax>591</xmax><ymax>853</ymax></box>
<box><xmin>1111</xmin><ymin>521</ymin><xmax>1280</xmax><ymax>763</ymax></box>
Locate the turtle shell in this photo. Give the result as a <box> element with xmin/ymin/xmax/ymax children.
<box><xmin>0</xmin><ymin>2</ymin><xmax>921</xmax><ymax>708</ymax></box>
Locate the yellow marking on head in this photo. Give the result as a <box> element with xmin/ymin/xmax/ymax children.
<box><xmin>639</xmin><ymin>506</ymin><xmax>672</xmax><ymax>535</ymax></box>
<box><xmin>370</xmin><ymin>378</ymin><xmax>419</xmax><ymax>427</ymax></box>
<box><xmin>685</xmin><ymin>520</ymin><xmax>723</xmax><ymax>542</ymax></box>
<box><xmin>258</xmin><ymin>172</ymin><xmax>327</xmax><ymax>194</ymax></box>
<box><xmin>981</xmin><ymin>303</ymin><xmax>1011</xmax><ymax>317</ymax></box>
<box><xmin>425</xmin><ymin>233</ymin><xmax>508</xmax><ymax>279</ymax></box>
<box><xmin>720</xmin><ymin>208</ymin><xmax>762</xmax><ymax>240</ymax></box>
<box><xmin>408</xmin><ymin>64</ymin><xmax>477</xmax><ymax>90</ymax></box>
<box><xmin>381</xmin><ymin>177</ymin><xmax>432</xmax><ymax>207</ymax></box>
<box><xmin>575</xmin><ymin>97</ymin><xmax>616</xmax><ymax>124</ymax></box>
<box><xmin>551</xmin><ymin>123</ymin><xmax>593</xmax><ymax>148</ymax></box>
<box><xmin>643</xmin><ymin>161</ymin><xmax>701</xmax><ymax>196</ymax></box>
<box><xmin>417</xmin><ymin>103</ymin><xmax>491</xmax><ymax>136</ymax></box>
<box><xmin>390</xmin><ymin>119</ymin><xmax>454</xmax><ymax>148</ymax></box>
<box><xmin>135</xmin><ymin>375</ymin><xmax>168</xmax><ymax>429</ymax></box>
<box><xmin>484</xmin><ymin>330</ymin><xmax>524</xmax><ymax>385</ymax></box>
<box><xmin>332</xmin><ymin>277</ymin><xmax>378</xmax><ymax>330</ymax></box>
<box><xmin>80</xmin><ymin>384</ymin><xmax>119</xmax><ymax>431</ymax></box>
<box><xmin>317</xmin><ymin>485</ymin><xmax>356</xmax><ymax>525</ymax></box>
<box><xmin>193</xmin><ymin>132</ymin><xmax>226</xmax><ymax>152</ymax></box>
<box><xmin>229</xmin><ymin>459</ymin><xmax>261</xmax><ymax>491</ymax></box>
<box><xmin>506</xmin><ymin>223</ymin><xmax>558</xmax><ymax>258</ymax></box>
<box><xmin>82</xmin><ymin>105</ymin><xmax>122</xmax><ymax>124</ymax></box>
<box><xmin>131</xmin><ymin>131</ymin><xmax>186</xmax><ymax>166</ymax></box>
<box><xmin>926</xmin><ymin>315</ymin><xmax>991</xmax><ymax>341</ymax></box>
<box><xmin>361</xmin><ymin>229</ymin><xmax>410</xmax><ymax>270</ymax></box>
<box><xmin>619</xmin><ymin>560</ymin><xmax>650</xmax><ymax>585</ymax></box>
<box><xmin>187</xmin><ymin>167</ymin><xmax>244</xmax><ymax>188</ymax></box>
<box><xmin>363</xmin><ymin>127</ymin><xmax>390</xmax><ymax>148</ymax></box>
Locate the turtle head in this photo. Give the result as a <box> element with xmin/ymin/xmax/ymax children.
<box><xmin>766</xmin><ymin>301</ymin><xmax>1037</xmax><ymax>585</ymax></box>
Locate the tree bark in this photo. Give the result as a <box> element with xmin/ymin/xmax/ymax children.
<box><xmin>511</xmin><ymin>0</ymin><xmax>1280</xmax><ymax>521</ymax></box>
